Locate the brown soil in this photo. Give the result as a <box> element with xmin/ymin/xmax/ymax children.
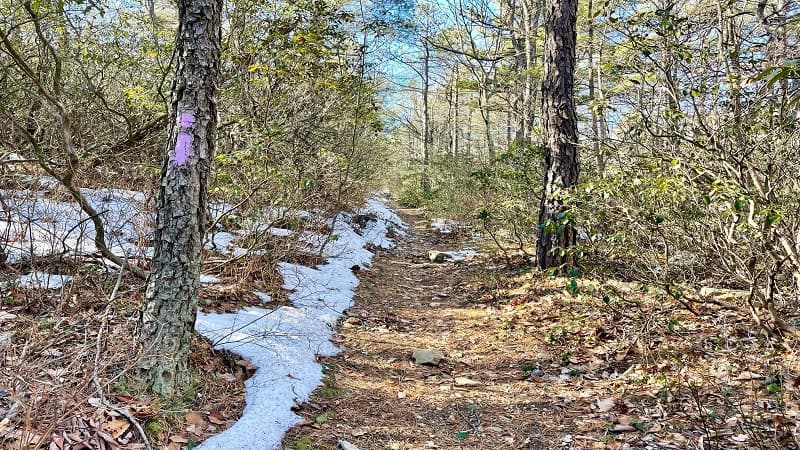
<box><xmin>282</xmin><ymin>209</ymin><xmax>800</xmax><ymax>450</ymax></box>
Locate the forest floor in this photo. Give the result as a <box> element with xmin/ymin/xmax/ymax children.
<box><xmin>2</xmin><ymin>201</ymin><xmax>799</xmax><ymax>450</ymax></box>
<box><xmin>282</xmin><ymin>209</ymin><xmax>800</xmax><ymax>450</ymax></box>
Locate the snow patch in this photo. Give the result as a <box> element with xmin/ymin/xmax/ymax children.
<box><xmin>0</xmin><ymin>186</ymin><xmax>151</xmax><ymax>264</ymax></box>
<box><xmin>200</xmin><ymin>274</ymin><xmax>221</xmax><ymax>285</ymax></box>
<box><xmin>254</xmin><ymin>291</ymin><xmax>272</xmax><ymax>303</ymax></box>
<box><xmin>3</xmin><ymin>153</ymin><xmax>23</xmax><ymax>162</ymax></box>
<box><xmin>430</xmin><ymin>217</ymin><xmax>454</xmax><ymax>234</ymax></box>
<box><xmin>441</xmin><ymin>249</ymin><xmax>477</xmax><ymax>262</ymax></box>
<box><xmin>268</xmin><ymin>227</ymin><xmax>293</xmax><ymax>237</ymax></box>
<box><xmin>0</xmin><ymin>179</ymin><xmax>408</xmax><ymax>450</ymax></box>
<box><xmin>196</xmin><ymin>197</ymin><xmax>406</xmax><ymax>450</ymax></box>
<box><xmin>206</xmin><ymin>231</ymin><xmax>239</xmax><ymax>252</ymax></box>
<box><xmin>17</xmin><ymin>272</ymin><xmax>73</xmax><ymax>289</ymax></box>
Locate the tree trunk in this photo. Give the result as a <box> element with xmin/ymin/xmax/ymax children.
<box><xmin>507</xmin><ymin>0</ymin><xmax>526</xmax><ymax>141</ymax></box>
<box><xmin>421</xmin><ymin>39</ymin><xmax>432</xmax><ymax>192</ymax></box>
<box><xmin>523</xmin><ymin>0</ymin><xmax>542</xmax><ymax>142</ymax></box>
<box><xmin>506</xmin><ymin>109</ymin><xmax>513</xmax><ymax>145</ymax></box>
<box><xmin>587</xmin><ymin>0</ymin><xmax>604</xmax><ymax>177</ymax></box>
<box><xmin>520</xmin><ymin>0</ymin><xmax>531</xmax><ymax>142</ymax></box>
<box><xmin>451</xmin><ymin>68</ymin><xmax>460</xmax><ymax>157</ymax></box>
<box><xmin>446</xmin><ymin>67</ymin><xmax>461</xmax><ymax>159</ymax></box>
<box><xmin>478</xmin><ymin>81</ymin><xmax>494</xmax><ymax>158</ymax></box>
<box><xmin>466</xmin><ymin>107</ymin><xmax>473</xmax><ymax>157</ymax></box>
<box><xmin>138</xmin><ymin>0</ymin><xmax>222</xmax><ymax>397</ymax></box>
<box><xmin>536</xmin><ymin>0</ymin><xmax>578</xmax><ymax>272</ymax></box>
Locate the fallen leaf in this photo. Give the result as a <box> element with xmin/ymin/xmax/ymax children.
<box><xmin>49</xmin><ymin>434</ymin><xmax>65</xmax><ymax>450</ymax></box>
<box><xmin>218</xmin><ymin>373</ymin><xmax>237</xmax><ymax>382</ymax></box>
<box><xmin>45</xmin><ymin>368</ymin><xmax>67</xmax><ymax>381</ymax></box>
<box><xmin>725</xmin><ymin>416</ymin><xmax>739</xmax><ymax>428</ymax></box>
<box><xmin>97</xmin><ymin>430</ymin><xmax>121</xmax><ymax>449</ymax></box>
<box><xmin>339</xmin><ymin>440</ymin><xmax>360</xmax><ymax>450</ymax></box>
<box><xmin>596</xmin><ymin>397</ymin><xmax>616</xmax><ymax>413</ymax></box>
<box><xmin>185</xmin><ymin>411</ymin><xmax>205</xmax><ymax>427</ymax></box>
<box><xmin>735</xmin><ymin>371</ymin><xmax>762</xmax><ymax>381</ymax></box>
<box><xmin>208</xmin><ymin>410</ymin><xmax>226</xmax><ymax>425</ymax></box>
<box><xmin>236</xmin><ymin>359</ymin><xmax>256</xmax><ymax>371</ymax></box>
<box><xmin>454</xmin><ymin>377</ymin><xmax>481</xmax><ymax>387</ymax></box>
<box><xmin>102</xmin><ymin>418</ymin><xmax>130</xmax><ymax>439</ymax></box>
<box><xmin>169</xmin><ymin>435</ymin><xmax>189</xmax><ymax>444</ymax></box>
<box><xmin>6</xmin><ymin>430</ymin><xmax>44</xmax><ymax>450</ymax></box>
<box><xmin>41</xmin><ymin>348</ymin><xmax>63</xmax><ymax>357</ymax></box>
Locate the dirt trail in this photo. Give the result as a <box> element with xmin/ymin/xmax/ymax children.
<box><xmin>282</xmin><ymin>209</ymin><xmax>561</xmax><ymax>450</ymax></box>
<box><xmin>281</xmin><ymin>208</ymin><xmax>800</xmax><ymax>450</ymax></box>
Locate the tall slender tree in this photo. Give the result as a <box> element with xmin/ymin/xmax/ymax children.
<box><xmin>421</xmin><ymin>37</ymin><xmax>433</xmax><ymax>192</ymax></box>
<box><xmin>138</xmin><ymin>0</ymin><xmax>222</xmax><ymax>397</ymax></box>
<box><xmin>536</xmin><ymin>0</ymin><xmax>578</xmax><ymax>272</ymax></box>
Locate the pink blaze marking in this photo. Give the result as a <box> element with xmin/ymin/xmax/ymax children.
<box><xmin>179</xmin><ymin>112</ymin><xmax>196</xmax><ymax>128</ymax></box>
<box><xmin>173</xmin><ymin>111</ymin><xmax>196</xmax><ymax>166</ymax></box>
<box><xmin>174</xmin><ymin>132</ymin><xmax>192</xmax><ymax>165</ymax></box>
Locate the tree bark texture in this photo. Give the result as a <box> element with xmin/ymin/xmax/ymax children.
<box><xmin>537</xmin><ymin>0</ymin><xmax>579</xmax><ymax>272</ymax></box>
<box><xmin>139</xmin><ymin>0</ymin><xmax>221</xmax><ymax>397</ymax></box>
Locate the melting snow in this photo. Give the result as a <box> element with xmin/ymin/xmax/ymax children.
<box><xmin>0</xmin><ymin>180</ymin><xmax>405</xmax><ymax>449</ymax></box>
<box><xmin>0</xmin><ymin>183</ymin><xmax>151</xmax><ymax>264</ymax></box>
<box><xmin>199</xmin><ymin>274</ymin><xmax>222</xmax><ymax>285</ymax></box>
<box><xmin>17</xmin><ymin>272</ymin><xmax>73</xmax><ymax>289</ymax></box>
<box><xmin>254</xmin><ymin>291</ymin><xmax>272</xmax><ymax>303</ymax></box>
<box><xmin>206</xmin><ymin>231</ymin><xmax>240</xmax><ymax>253</ymax></box>
<box><xmin>441</xmin><ymin>249</ymin><xmax>477</xmax><ymax>262</ymax></box>
<box><xmin>430</xmin><ymin>217</ymin><xmax>454</xmax><ymax>234</ymax></box>
<box><xmin>268</xmin><ymin>227</ymin><xmax>293</xmax><ymax>237</ymax></box>
<box><xmin>196</xmin><ymin>193</ymin><xmax>405</xmax><ymax>450</ymax></box>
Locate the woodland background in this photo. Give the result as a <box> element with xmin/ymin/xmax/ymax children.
<box><xmin>0</xmin><ymin>0</ymin><xmax>799</xmax><ymax>448</ymax></box>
